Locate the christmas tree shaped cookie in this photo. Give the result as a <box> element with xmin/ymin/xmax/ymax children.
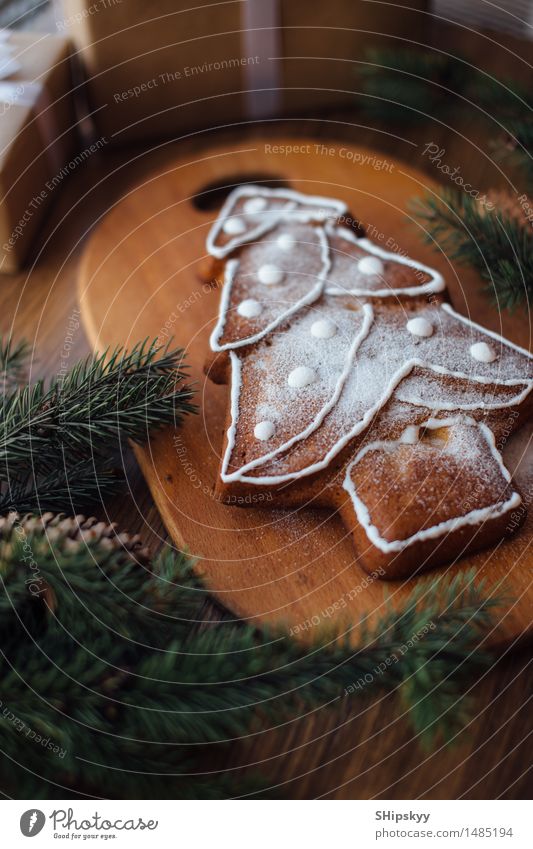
<box><xmin>204</xmin><ymin>187</ymin><xmax>533</xmax><ymax>578</ymax></box>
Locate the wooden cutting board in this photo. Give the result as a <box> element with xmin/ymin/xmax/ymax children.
<box><xmin>78</xmin><ymin>138</ymin><xmax>532</xmax><ymax>646</ymax></box>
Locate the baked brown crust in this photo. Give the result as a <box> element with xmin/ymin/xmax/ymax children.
<box><xmin>203</xmin><ymin>186</ymin><xmax>533</xmax><ymax>579</ymax></box>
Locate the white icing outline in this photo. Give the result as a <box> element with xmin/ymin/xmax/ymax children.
<box><xmin>209</xmin><ymin>228</ymin><xmax>331</xmax><ymax>352</ymax></box>
<box><xmin>221</xmin><ymin>304</ymin><xmax>375</xmax><ymax>482</ymax></box>
<box><xmin>357</xmin><ymin>255</ymin><xmax>385</xmax><ymax>275</ymax></box>
<box><xmin>400</xmin><ymin>424</ymin><xmax>420</xmax><ymax>444</ymax></box>
<box><xmin>324</xmin><ymin>225</ymin><xmax>445</xmax><ymax>297</ymax></box>
<box><xmin>311</xmin><ymin>318</ymin><xmax>337</xmax><ymax>339</ymax></box>
<box><xmin>222</xmin><ymin>302</ymin><xmax>533</xmax><ymax>485</ymax></box>
<box><xmin>209</xmin><ymin>191</ymin><xmax>532</xmax><ymax>496</ymax></box>
<box><xmin>441</xmin><ymin>302</ymin><xmax>533</xmax><ymax>359</ymax></box>
<box><xmin>257</xmin><ymin>263</ymin><xmax>285</xmax><ymax>285</ymax></box>
<box><xmin>342</xmin><ymin>416</ymin><xmax>521</xmax><ymax>553</ymax></box>
<box><xmin>206</xmin><ymin>185</ymin><xmax>347</xmax><ymax>259</ymax></box>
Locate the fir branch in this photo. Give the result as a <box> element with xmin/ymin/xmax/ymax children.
<box><xmin>0</xmin><ymin>513</ymin><xmax>502</xmax><ymax>798</ymax></box>
<box><xmin>0</xmin><ymin>336</ymin><xmax>30</xmax><ymax>393</ymax></box>
<box><xmin>410</xmin><ymin>188</ymin><xmax>533</xmax><ymax>310</ymax></box>
<box><xmin>0</xmin><ymin>339</ymin><xmax>196</xmax><ymax>513</ymax></box>
<box><xmin>358</xmin><ymin>47</ymin><xmax>533</xmax><ymax>188</ymax></box>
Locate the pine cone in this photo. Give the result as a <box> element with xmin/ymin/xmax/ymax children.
<box><xmin>0</xmin><ymin>511</ymin><xmax>151</xmax><ymax>566</ymax></box>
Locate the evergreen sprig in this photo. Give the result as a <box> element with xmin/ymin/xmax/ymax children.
<box><xmin>358</xmin><ymin>47</ymin><xmax>470</xmax><ymax>125</ymax></box>
<box><xmin>0</xmin><ymin>340</ymin><xmax>196</xmax><ymax>513</ymax></box>
<box><xmin>0</xmin><ymin>513</ymin><xmax>502</xmax><ymax>799</ymax></box>
<box><xmin>491</xmin><ymin>122</ymin><xmax>533</xmax><ymax>187</ymax></box>
<box><xmin>410</xmin><ymin>188</ymin><xmax>533</xmax><ymax>310</ymax></box>
<box><xmin>0</xmin><ymin>336</ymin><xmax>30</xmax><ymax>393</ymax></box>
<box><xmin>358</xmin><ymin>47</ymin><xmax>533</xmax><ymax>186</ymax></box>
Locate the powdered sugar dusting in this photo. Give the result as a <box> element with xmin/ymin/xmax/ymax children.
<box><xmin>343</xmin><ymin>417</ymin><xmax>519</xmax><ymax>552</ymax></box>
<box><xmin>206</xmin><ymin>186</ymin><xmax>533</xmax><ymax>554</ymax></box>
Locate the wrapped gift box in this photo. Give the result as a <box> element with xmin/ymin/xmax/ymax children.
<box><xmin>61</xmin><ymin>0</ymin><xmax>427</xmax><ymax>145</ymax></box>
<box><xmin>0</xmin><ymin>31</ymin><xmax>78</xmax><ymax>273</ymax></box>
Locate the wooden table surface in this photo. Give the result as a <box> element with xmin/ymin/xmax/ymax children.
<box><xmin>1</xmin><ymin>21</ymin><xmax>532</xmax><ymax>799</ymax></box>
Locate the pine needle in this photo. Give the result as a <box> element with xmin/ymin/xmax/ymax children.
<box><xmin>357</xmin><ymin>47</ymin><xmax>533</xmax><ymax>189</ymax></box>
<box><xmin>0</xmin><ymin>514</ymin><xmax>503</xmax><ymax>798</ymax></box>
<box><xmin>0</xmin><ymin>339</ymin><xmax>196</xmax><ymax>513</ymax></box>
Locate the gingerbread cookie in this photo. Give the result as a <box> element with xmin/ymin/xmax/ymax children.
<box><xmin>204</xmin><ymin>186</ymin><xmax>533</xmax><ymax>579</ymax></box>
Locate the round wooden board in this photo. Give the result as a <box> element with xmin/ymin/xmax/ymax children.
<box><xmin>78</xmin><ymin>138</ymin><xmax>532</xmax><ymax>646</ymax></box>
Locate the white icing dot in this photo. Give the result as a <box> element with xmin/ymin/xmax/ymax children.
<box><xmin>223</xmin><ymin>217</ymin><xmax>246</xmax><ymax>235</ymax></box>
<box><xmin>243</xmin><ymin>196</ymin><xmax>267</xmax><ymax>215</ymax></box>
<box><xmin>357</xmin><ymin>255</ymin><xmax>384</xmax><ymax>276</ymax></box>
<box><xmin>254</xmin><ymin>420</ymin><xmax>275</xmax><ymax>441</ymax></box>
<box><xmin>258</xmin><ymin>264</ymin><xmax>284</xmax><ymax>285</ymax></box>
<box><xmin>277</xmin><ymin>233</ymin><xmax>295</xmax><ymax>251</ymax></box>
<box><xmin>406</xmin><ymin>317</ymin><xmax>434</xmax><ymax>338</ymax></box>
<box><xmin>470</xmin><ymin>341</ymin><xmax>497</xmax><ymax>363</ymax></box>
<box><xmin>310</xmin><ymin>318</ymin><xmax>337</xmax><ymax>339</ymax></box>
<box><xmin>288</xmin><ymin>366</ymin><xmax>316</xmax><ymax>388</ymax></box>
<box><xmin>400</xmin><ymin>425</ymin><xmax>419</xmax><ymax>445</ymax></box>
<box><xmin>237</xmin><ymin>298</ymin><xmax>262</xmax><ymax>318</ymax></box>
